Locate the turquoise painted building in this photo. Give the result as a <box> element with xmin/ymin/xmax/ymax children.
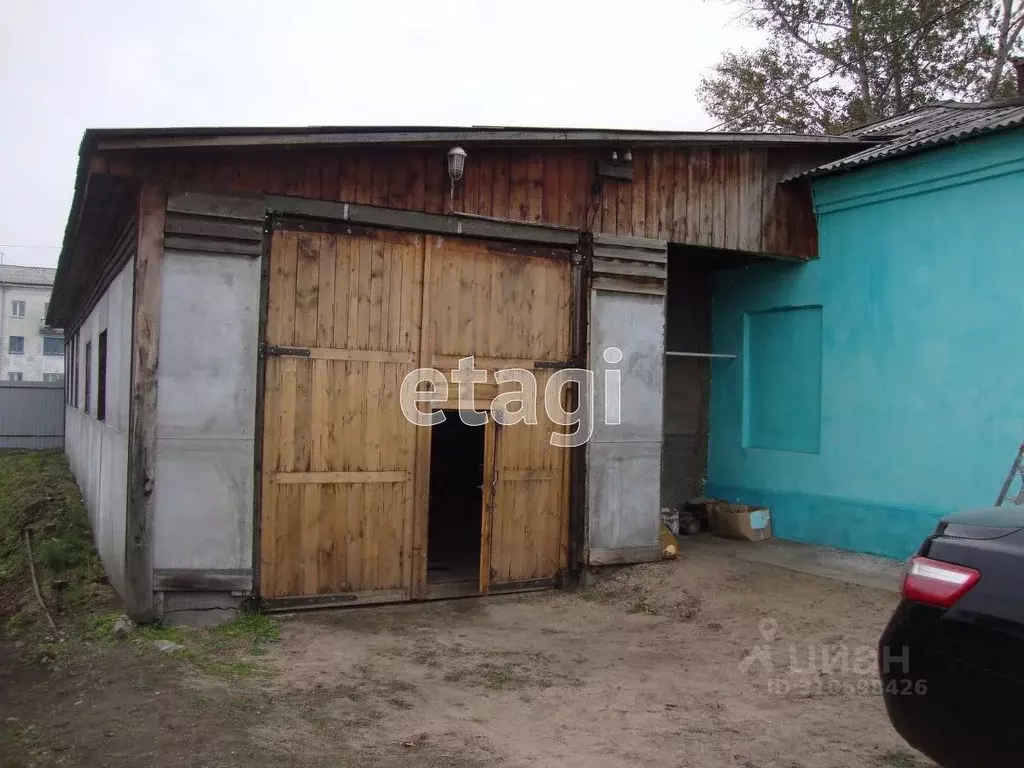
<box><xmin>705</xmin><ymin>101</ymin><xmax>1024</xmax><ymax>560</ymax></box>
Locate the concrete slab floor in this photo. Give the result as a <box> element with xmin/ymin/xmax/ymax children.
<box><xmin>675</xmin><ymin>533</ymin><xmax>904</xmax><ymax>593</ymax></box>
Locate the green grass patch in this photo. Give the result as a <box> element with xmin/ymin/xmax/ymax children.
<box><xmin>0</xmin><ymin>451</ymin><xmax>281</xmax><ymax>681</ymax></box>
<box><xmin>216</xmin><ymin>612</ymin><xmax>279</xmax><ymax>647</ymax></box>
<box><xmin>0</xmin><ymin>451</ymin><xmax>108</xmax><ymax>638</ymax></box>
<box><xmin>126</xmin><ymin>612</ymin><xmax>280</xmax><ymax>678</ymax></box>
<box><xmin>877</xmin><ymin>749</ymin><xmax>922</xmax><ymax>767</ymax></box>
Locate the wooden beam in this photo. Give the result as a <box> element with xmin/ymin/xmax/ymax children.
<box><xmin>592</xmin><ymin>276</ymin><xmax>667</xmax><ymax>296</ymax></box>
<box><xmin>502</xmin><ymin>469</ymin><xmax>555</xmax><ymax>482</ymax></box>
<box><xmin>265</xmin><ymin>195</ymin><xmax>581</xmax><ymax>247</ymax></box>
<box><xmin>266</xmin><ymin>345</ymin><xmax>415</xmax><ymax>364</ymax></box>
<box><xmin>410</xmin><ymin>235</ymin><xmax>435</xmax><ymax>600</ymax></box>
<box><xmin>124</xmin><ymin>182</ymin><xmax>166</xmax><ymax>622</ymax></box>
<box><xmin>273</xmin><ymin>471</ymin><xmax>409</xmax><ymax>485</ymax></box>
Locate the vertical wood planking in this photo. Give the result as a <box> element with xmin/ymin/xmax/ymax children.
<box><xmin>260</xmin><ymin>355</ymin><xmax>280</xmax><ymax>593</ymax></box>
<box><xmin>262</xmin><ymin>228</ymin><xmax>422</xmax><ymax>599</ymax></box>
<box><xmin>407</xmin><ymin>154</ymin><xmax>427</xmax><ymax>212</ymax></box>
<box><xmin>674</xmin><ymin>150</ymin><xmax>689</xmax><ymax>243</ymax></box>
<box><xmin>317</xmin><ymin>235</ymin><xmax>337</xmax><ymax>347</ymax></box>
<box><xmin>424</xmin><ymin>153</ymin><xmax>445</xmax><ymax>214</ymax></box>
<box><xmin>267</xmin><ymin>231</ymin><xmax>298</xmax><ymax>346</ymax></box>
<box><xmin>558</xmin><ymin>154</ymin><xmax>575</xmax><ymax>228</ymax></box>
<box><xmin>492</xmin><ymin>153</ymin><xmax>511</xmax><ymax>221</ymax></box>
<box><xmin>100</xmin><ymin>144</ymin><xmax>824</xmax><ymax>258</ymax></box>
<box><xmin>632</xmin><ymin>153</ymin><xmax>647</xmax><ymax>238</ymax></box>
<box><xmin>294</xmin><ymin>234</ymin><xmax>320</xmax><ymax>347</ymax></box>
<box><xmin>526</xmin><ymin>154</ymin><xmax>544</xmax><ymax>223</ymax></box>
<box><xmin>509</xmin><ymin>155</ymin><xmax>529</xmax><ymax>220</ymax></box>
<box><xmin>477</xmin><ymin>158</ymin><xmax>495</xmax><ymax>219</ymax></box>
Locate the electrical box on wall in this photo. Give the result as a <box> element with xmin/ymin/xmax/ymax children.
<box><xmin>596</xmin><ymin>158</ymin><xmax>634</xmax><ymax>181</ymax></box>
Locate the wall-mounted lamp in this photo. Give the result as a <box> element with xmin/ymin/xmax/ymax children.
<box><xmin>447</xmin><ymin>146</ymin><xmax>467</xmax><ymax>212</ymax></box>
<box><xmin>448</xmin><ymin>146</ymin><xmax>467</xmax><ymax>181</ymax></box>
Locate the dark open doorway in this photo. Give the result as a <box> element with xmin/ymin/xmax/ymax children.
<box><xmin>427</xmin><ymin>414</ymin><xmax>485</xmax><ymax>585</ymax></box>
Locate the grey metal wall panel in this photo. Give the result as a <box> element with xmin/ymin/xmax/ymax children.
<box><xmin>586</xmin><ymin>236</ymin><xmax>667</xmax><ymax>563</ymax></box>
<box><xmin>588</xmin><ymin>440</ymin><xmax>663</xmax><ymax>549</ymax></box>
<box><xmin>152</xmin><ymin>439</ymin><xmax>254</xmax><ymax>569</ymax></box>
<box><xmin>151</xmin><ymin>247</ymin><xmax>260</xmax><ymax>573</ymax></box>
<box><xmin>0</xmin><ymin>383</ymin><xmax>64</xmax><ymax>449</ymax></box>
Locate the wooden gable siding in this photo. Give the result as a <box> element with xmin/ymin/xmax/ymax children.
<box><xmin>93</xmin><ymin>145</ymin><xmax>838</xmax><ymax>259</ymax></box>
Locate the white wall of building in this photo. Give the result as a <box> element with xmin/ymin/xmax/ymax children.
<box><xmin>65</xmin><ymin>258</ymin><xmax>134</xmax><ymax>596</ymax></box>
<box><xmin>1</xmin><ymin>282</ymin><xmax>64</xmax><ymax>382</ymax></box>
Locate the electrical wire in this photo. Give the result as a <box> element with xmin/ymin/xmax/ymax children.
<box><xmin>705</xmin><ymin>0</ymin><xmax>984</xmax><ymax>132</ymax></box>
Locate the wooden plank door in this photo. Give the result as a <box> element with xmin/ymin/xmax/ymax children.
<box><xmin>428</xmin><ymin>235</ymin><xmax>573</xmax><ymax>591</ymax></box>
<box><xmin>486</xmin><ymin>368</ymin><xmax>570</xmax><ymax>588</ymax></box>
<box><xmin>259</xmin><ymin>227</ymin><xmax>423</xmax><ymax>601</ymax></box>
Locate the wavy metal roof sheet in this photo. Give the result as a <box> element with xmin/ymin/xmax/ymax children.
<box><xmin>793</xmin><ymin>97</ymin><xmax>1024</xmax><ymax>180</ymax></box>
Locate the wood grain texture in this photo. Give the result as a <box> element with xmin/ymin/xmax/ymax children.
<box><xmin>124</xmin><ymin>182</ymin><xmax>166</xmax><ymax>621</ymax></box>
<box><xmin>98</xmin><ymin>145</ymin><xmax>841</xmax><ymax>258</ymax></box>
<box><xmin>260</xmin><ymin>229</ymin><xmax>421</xmax><ymax>599</ymax></box>
<box><xmin>260</xmin><ymin>223</ymin><xmax>573</xmax><ymax>600</ymax></box>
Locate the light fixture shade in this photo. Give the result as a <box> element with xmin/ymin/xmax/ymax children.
<box><xmin>448</xmin><ymin>146</ymin><xmax>467</xmax><ymax>181</ymax></box>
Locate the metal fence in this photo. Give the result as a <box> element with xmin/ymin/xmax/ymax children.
<box><xmin>0</xmin><ymin>381</ymin><xmax>64</xmax><ymax>450</ymax></box>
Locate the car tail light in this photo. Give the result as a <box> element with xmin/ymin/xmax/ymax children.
<box><xmin>901</xmin><ymin>556</ymin><xmax>980</xmax><ymax>608</ymax></box>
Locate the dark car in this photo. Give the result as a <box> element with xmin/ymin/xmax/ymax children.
<box><xmin>879</xmin><ymin>506</ymin><xmax>1024</xmax><ymax>767</ymax></box>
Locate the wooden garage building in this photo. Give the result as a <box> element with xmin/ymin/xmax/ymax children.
<box><xmin>48</xmin><ymin>126</ymin><xmax>869</xmax><ymax>621</ymax></box>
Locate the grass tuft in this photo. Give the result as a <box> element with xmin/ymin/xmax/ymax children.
<box><xmin>0</xmin><ymin>451</ymin><xmax>107</xmax><ymax>637</ymax></box>
<box><xmin>877</xmin><ymin>749</ymin><xmax>921</xmax><ymax>767</ymax></box>
<box><xmin>216</xmin><ymin>612</ymin><xmax>279</xmax><ymax>645</ymax></box>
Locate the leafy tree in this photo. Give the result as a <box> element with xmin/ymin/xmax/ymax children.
<box><xmin>699</xmin><ymin>0</ymin><xmax>1024</xmax><ymax>133</ymax></box>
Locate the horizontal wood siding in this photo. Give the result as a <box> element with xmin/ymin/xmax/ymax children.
<box><xmin>93</xmin><ymin>145</ymin><xmax>842</xmax><ymax>259</ymax></box>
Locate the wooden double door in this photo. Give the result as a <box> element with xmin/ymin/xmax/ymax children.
<box><xmin>258</xmin><ymin>223</ymin><xmax>573</xmax><ymax>603</ymax></box>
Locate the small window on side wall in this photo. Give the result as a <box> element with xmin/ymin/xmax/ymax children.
<box><xmin>11</xmin><ymin>300</ymin><xmax>25</xmax><ymax>317</ymax></box>
<box><xmin>84</xmin><ymin>340</ymin><xmax>92</xmax><ymax>415</ymax></box>
<box><xmin>8</xmin><ymin>336</ymin><xmax>24</xmax><ymax>355</ymax></box>
<box><xmin>73</xmin><ymin>334</ymin><xmax>80</xmax><ymax>408</ymax></box>
<box><xmin>97</xmin><ymin>331</ymin><xmax>107</xmax><ymax>422</ymax></box>
<box><xmin>8</xmin><ymin>372</ymin><xmax>23</xmax><ymax>382</ymax></box>
<box><xmin>43</xmin><ymin>336</ymin><xmax>64</xmax><ymax>356</ymax></box>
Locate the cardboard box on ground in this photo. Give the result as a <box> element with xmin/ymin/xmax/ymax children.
<box><xmin>709</xmin><ymin>503</ymin><xmax>772</xmax><ymax>542</ymax></box>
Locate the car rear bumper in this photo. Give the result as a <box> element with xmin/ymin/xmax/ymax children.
<box><xmin>880</xmin><ymin>602</ymin><xmax>1024</xmax><ymax>768</ymax></box>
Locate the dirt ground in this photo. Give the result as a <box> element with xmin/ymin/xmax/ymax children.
<box><xmin>1</xmin><ymin>547</ymin><xmax>932</xmax><ymax>768</ymax></box>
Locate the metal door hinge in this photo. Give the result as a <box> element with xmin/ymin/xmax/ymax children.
<box><xmin>263</xmin><ymin>345</ymin><xmax>311</xmax><ymax>358</ymax></box>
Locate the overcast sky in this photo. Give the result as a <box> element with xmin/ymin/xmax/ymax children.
<box><xmin>0</xmin><ymin>0</ymin><xmax>762</xmax><ymax>269</ymax></box>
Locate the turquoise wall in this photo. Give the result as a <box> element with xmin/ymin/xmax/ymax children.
<box><xmin>706</xmin><ymin>128</ymin><xmax>1024</xmax><ymax>560</ymax></box>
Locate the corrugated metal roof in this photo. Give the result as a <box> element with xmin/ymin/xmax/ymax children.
<box><xmin>793</xmin><ymin>97</ymin><xmax>1024</xmax><ymax>179</ymax></box>
<box><xmin>0</xmin><ymin>265</ymin><xmax>56</xmax><ymax>287</ymax></box>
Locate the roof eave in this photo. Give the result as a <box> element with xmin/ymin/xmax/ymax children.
<box><xmin>91</xmin><ymin>126</ymin><xmax>875</xmax><ymax>152</ymax></box>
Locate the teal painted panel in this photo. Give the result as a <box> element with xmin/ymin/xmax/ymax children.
<box><xmin>707</xmin><ymin>128</ymin><xmax>1024</xmax><ymax>558</ymax></box>
<box><xmin>745</xmin><ymin>306</ymin><xmax>822</xmax><ymax>454</ymax></box>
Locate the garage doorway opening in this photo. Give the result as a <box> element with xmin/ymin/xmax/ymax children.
<box><xmin>427</xmin><ymin>414</ymin><xmax>485</xmax><ymax>585</ymax></box>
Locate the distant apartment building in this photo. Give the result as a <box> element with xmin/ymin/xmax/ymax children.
<box><xmin>0</xmin><ymin>265</ymin><xmax>64</xmax><ymax>383</ymax></box>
